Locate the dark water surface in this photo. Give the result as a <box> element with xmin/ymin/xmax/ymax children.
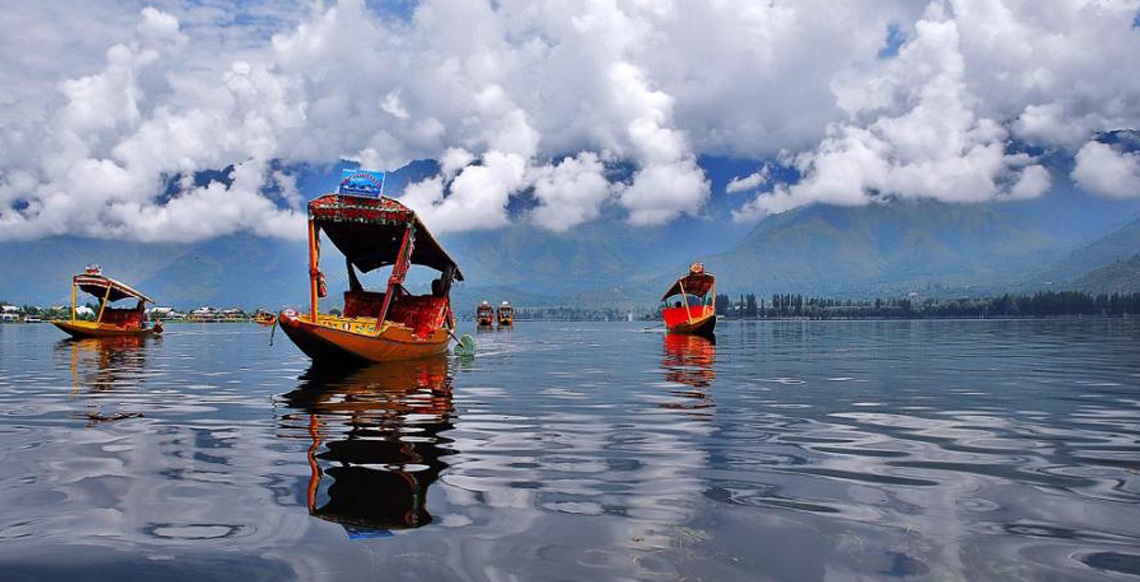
<box><xmin>1</xmin><ymin>320</ymin><xmax>1139</xmax><ymax>581</ymax></box>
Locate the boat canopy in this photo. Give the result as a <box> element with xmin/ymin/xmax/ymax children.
<box><xmin>74</xmin><ymin>273</ymin><xmax>153</xmax><ymax>304</ymax></box>
<box><xmin>309</xmin><ymin>194</ymin><xmax>464</xmax><ymax>281</ymax></box>
<box><xmin>661</xmin><ymin>273</ymin><xmax>715</xmax><ymax>301</ymax></box>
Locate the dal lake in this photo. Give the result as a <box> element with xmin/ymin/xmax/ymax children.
<box><xmin>1</xmin><ymin>319</ymin><xmax>1138</xmax><ymax>581</ymax></box>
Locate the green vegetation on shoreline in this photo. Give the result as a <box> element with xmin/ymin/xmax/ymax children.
<box><xmin>714</xmin><ymin>291</ymin><xmax>1140</xmax><ymax>319</ymax></box>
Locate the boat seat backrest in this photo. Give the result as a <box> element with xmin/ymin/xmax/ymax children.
<box><xmin>101</xmin><ymin>307</ymin><xmax>143</xmax><ymax>327</ymax></box>
<box><xmin>387</xmin><ymin>295</ymin><xmax>448</xmax><ymax>338</ymax></box>
<box><xmin>344</xmin><ymin>291</ymin><xmax>385</xmax><ymax>318</ymax></box>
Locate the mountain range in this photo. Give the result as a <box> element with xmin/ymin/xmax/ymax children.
<box><xmin>1072</xmin><ymin>254</ymin><xmax>1140</xmax><ymax>294</ymax></box>
<box><xmin>4</xmin><ymin>146</ymin><xmax>1140</xmax><ymax>310</ymax></box>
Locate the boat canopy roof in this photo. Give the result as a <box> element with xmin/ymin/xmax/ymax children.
<box><xmin>309</xmin><ymin>194</ymin><xmax>464</xmax><ymax>281</ymax></box>
<box><xmin>661</xmin><ymin>272</ymin><xmax>715</xmax><ymax>301</ymax></box>
<box><xmin>73</xmin><ymin>273</ymin><xmax>153</xmax><ymax>303</ymax></box>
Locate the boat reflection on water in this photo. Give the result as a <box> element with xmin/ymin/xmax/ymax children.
<box><xmin>278</xmin><ymin>355</ymin><xmax>456</xmax><ymax>537</ymax></box>
<box><xmin>660</xmin><ymin>333</ymin><xmax>716</xmax><ymax>413</ymax></box>
<box><xmin>57</xmin><ymin>336</ymin><xmax>152</xmax><ymax>393</ymax></box>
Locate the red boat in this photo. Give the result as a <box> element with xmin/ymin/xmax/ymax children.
<box><xmin>278</xmin><ymin>189</ymin><xmax>464</xmax><ymax>364</ymax></box>
<box><xmin>476</xmin><ymin>301</ymin><xmax>494</xmax><ymax>327</ymax></box>
<box><xmin>661</xmin><ymin>263</ymin><xmax>716</xmax><ymax>336</ymax></box>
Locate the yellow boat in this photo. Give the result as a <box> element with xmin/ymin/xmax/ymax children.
<box><xmin>52</xmin><ymin>266</ymin><xmax>162</xmax><ymax>339</ymax></box>
<box><xmin>278</xmin><ymin>174</ymin><xmax>464</xmax><ymax>364</ymax></box>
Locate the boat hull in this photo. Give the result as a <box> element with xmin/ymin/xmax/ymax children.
<box><xmin>663</xmin><ymin>309</ymin><xmax>717</xmax><ymax>336</ymax></box>
<box><xmin>52</xmin><ymin>320</ymin><xmax>158</xmax><ymax>339</ymax></box>
<box><xmin>279</xmin><ymin>313</ymin><xmax>450</xmax><ymax>364</ymax></box>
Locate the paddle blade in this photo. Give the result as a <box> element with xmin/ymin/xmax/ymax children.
<box><xmin>454</xmin><ymin>333</ymin><xmax>476</xmax><ymax>357</ymax></box>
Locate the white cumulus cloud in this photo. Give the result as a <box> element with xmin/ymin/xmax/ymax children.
<box><xmin>733</xmin><ymin>4</ymin><xmax>1083</xmax><ymax>222</ymax></box>
<box><xmin>0</xmin><ymin>0</ymin><xmax>1138</xmax><ymax>240</ymax></box>
<box><xmin>1071</xmin><ymin>141</ymin><xmax>1140</xmax><ymax>198</ymax></box>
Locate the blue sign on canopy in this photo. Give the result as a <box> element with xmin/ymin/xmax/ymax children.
<box><xmin>338</xmin><ymin>169</ymin><xmax>386</xmax><ymax>196</ymax></box>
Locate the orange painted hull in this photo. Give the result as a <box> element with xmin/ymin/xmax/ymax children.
<box><xmin>52</xmin><ymin>320</ymin><xmax>158</xmax><ymax>339</ymax></box>
<box><xmin>279</xmin><ymin>313</ymin><xmax>449</xmax><ymax>364</ymax></box>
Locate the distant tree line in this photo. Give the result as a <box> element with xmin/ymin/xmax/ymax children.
<box><xmin>714</xmin><ymin>291</ymin><xmax>1140</xmax><ymax>319</ymax></box>
<box><xmin>511</xmin><ymin>307</ymin><xmax>634</xmax><ymax>321</ymax></box>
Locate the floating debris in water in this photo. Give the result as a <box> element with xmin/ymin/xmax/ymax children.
<box><xmin>80</xmin><ymin>411</ymin><xmax>145</xmax><ymax>423</ymax></box>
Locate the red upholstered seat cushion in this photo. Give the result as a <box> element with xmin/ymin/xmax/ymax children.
<box><xmin>101</xmin><ymin>307</ymin><xmax>143</xmax><ymax>328</ymax></box>
<box><xmin>343</xmin><ymin>290</ymin><xmax>447</xmax><ymax>337</ymax></box>
<box><xmin>344</xmin><ymin>291</ymin><xmax>385</xmax><ymax>318</ymax></box>
<box><xmin>388</xmin><ymin>296</ymin><xmax>448</xmax><ymax>338</ymax></box>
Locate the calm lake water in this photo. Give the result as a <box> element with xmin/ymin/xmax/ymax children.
<box><xmin>1</xmin><ymin>319</ymin><xmax>1139</xmax><ymax>581</ymax></box>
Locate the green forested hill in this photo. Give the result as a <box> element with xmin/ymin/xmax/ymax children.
<box><xmin>1042</xmin><ymin>218</ymin><xmax>1140</xmax><ymax>284</ymax></box>
<box><xmin>1071</xmin><ymin>254</ymin><xmax>1140</xmax><ymax>294</ymax></box>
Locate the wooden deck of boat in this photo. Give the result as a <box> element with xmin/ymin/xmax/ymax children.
<box><xmin>52</xmin><ymin>320</ymin><xmax>158</xmax><ymax>339</ymax></box>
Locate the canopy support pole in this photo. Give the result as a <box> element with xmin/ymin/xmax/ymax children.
<box><xmin>308</xmin><ymin>220</ymin><xmax>319</xmax><ymax>323</ymax></box>
<box><xmin>378</xmin><ymin>224</ymin><xmax>414</xmax><ymax>326</ymax></box>
<box><xmin>95</xmin><ymin>283</ymin><xmax>112</xmax><ymax>324</ymax></box>
<box><xmin>679</xmin><ymin>280</ymin><xmax>693</xmax><ymax>324</ymax></box>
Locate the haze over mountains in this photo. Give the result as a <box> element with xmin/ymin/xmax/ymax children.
<box><xmin>3</xmin><ymin>148</ymin><xmax>1140</xmax><ymax>311</ymax></box>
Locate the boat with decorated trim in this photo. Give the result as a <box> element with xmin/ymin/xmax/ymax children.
<box><xmin>661</xmin><ymin>263</ymin><xmax>716</xmax><ymax>336</ymax></box>
<box><xmin>476</xmin><ymin>301</ymin><xmax>494</xmax><ymax>327</ymax></box>
<box><xmin>496</xmin><ymin>301</ymin><xmax>513</xmax><ymax>326</ymax></box>
<box><xmin>278</xmin><ymin>169</ymin><xmax>463</xmax><ymax>364</ymax></box>
<box><xmin>52</xmin><ymin>265</ymin><xmax>163</xmax><ymax>339</ymax></box>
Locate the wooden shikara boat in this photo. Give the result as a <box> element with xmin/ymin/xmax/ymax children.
<box><xmin>278</xmin><ymin>179</ymin><xmax>464</xmax><ymax>364</ymax></box>
<box><xmin>661</xmin><ymin>263</ymin><xmax>716</xmax><ymax>336</ymax></box>
<box><xmin>254</xmin><ymin>312</ymin><xmax>277</xmax><ymax>326</ymax></box>
<box><xmin>496</xmin><ymin>301</ymin><xmax>513</xmax><ymax>326</ymax></box>
<box><xmin>52</xmin><ymin>266</ymin><xmax>163</xmax><ymax>339</ymax></box>
<box><xmin>476</xmin><ymin>301</ymin><xmax>495</xmax><ymax>327</ymax></box>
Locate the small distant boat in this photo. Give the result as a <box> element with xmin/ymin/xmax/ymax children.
<box><xmin>661</xmin><ymin>263</ymin><xmax>716</xmax><ymax>336</ymax></box>
<box><xmin>476</xmin><ymin>301</ymin><xmax>495</xmax><ymax>327</ymax></box>
<box><xmin>497</xmin><ymin>301</ymin><xmax>513</xmax><ymax>326</ymax></box>
<box><xmin>278</xmin><ymin>170</ymin><xmax>464</xmax><ymax>364</ymax></box>
<box><xmin>52</xmin><ymin>265</ymin><xmax>163</xmax><ymax>339</ymax></box>
<box><xmin>254</xmin><ymin>312</ymin><xmax>277</xmax><ymax>326</ymax></box>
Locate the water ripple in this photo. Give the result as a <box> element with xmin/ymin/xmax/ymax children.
<box><xmin>0</xmin><ymin>320</ymin><xmax>1138</xmax><ymax>581</ymax></box>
